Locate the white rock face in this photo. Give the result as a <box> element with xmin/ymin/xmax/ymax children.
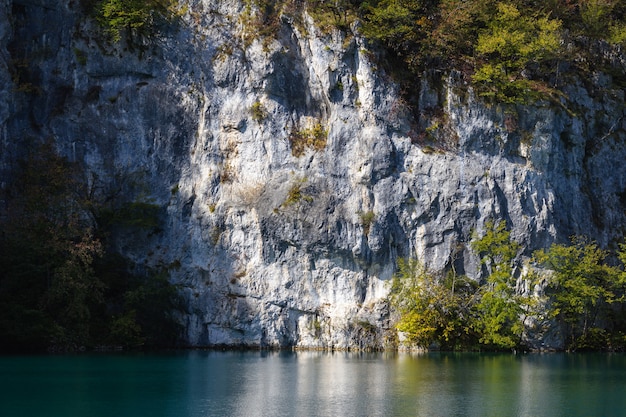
<box><xmin>2</xmin><ymin>0</ymin><xmax>626</xmax><ymax>349</ymax></box>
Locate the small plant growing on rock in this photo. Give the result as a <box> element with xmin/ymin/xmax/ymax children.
<box><xmin>282</xmin><ymin>178</ymin><xmax>313</xmax><ymax>207</ymax></box>
<box><xmin>250</xmin><ymin>101</ymin><xmax>267</xmax><ymax>122</ymax></box>
<box><xmin>358</xmin><ymin>210</ymin><xmax>375</xmax><ymax>235</ymax></box>
<box><xmin>289</xmin><ymin>122</ymin><xmax>328</xmax><ymax>157</ymax></box>
<box><xmin>210</xmin><ymin>224</ymin><xmax>224</xmax><ymax>245</ymax></box>
<box><xmin>73</xmin><ymin>48</ymin><xmax>88</xmax><ymax>66</ymax></box>
<box><xmin>219</xmin><ymin>162</ymin><xmax>235</xmax><ymax>183</ymax></box>
<box><xmin>312</xmin><ymin>318</ymin><xmax>322</xmax><ymax>338</ymax></box>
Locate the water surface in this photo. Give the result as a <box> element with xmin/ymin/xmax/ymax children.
<box><xmin>1</xmin><ymin>351</ymin><xmax>625</xmax><ymax>416</ymax></box>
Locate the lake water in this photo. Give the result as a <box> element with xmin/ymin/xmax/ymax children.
<box><xmin>1</xmin><ymin>351</ymin><xmax>625</xmax><ymax>417</ymax></box>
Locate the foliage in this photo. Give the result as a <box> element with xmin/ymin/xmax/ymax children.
<box><xmin>282</xmin><ymin>178</ymin><xmax>313</xmax><ymax>207</ymax></box>
<box><xmin>533</xmin><ymin>237</ymin><xmax>622</xmax><ymax>350</ymax></box>
<box><xmin>89</xmin><ymin>255</ymin><xmax>183</xmax><ymax>350</ymax></box>
<box><xmin>288</xmin><ymin>123</ymin><xmax>328</xmax><ymax>157</ymax></box>
<box><xmin>382</xmin><ymin>226</ymin><xmax>626</xmax><ymax>352</ymax></box>
<box><xmin>471</xmin><ymin>220</ymin><xmax>519</xmax><ymax>268</ymax></box>
<box><xmin>470</xmin><ymin>220</ymin><xmax>528</xmax><ymax>349</ymax></box>
<box><xmin>300</xmin><ymin>1</ymin><xmax>563</xmax><ymax>105</ymax></box>
<box><xmin>391</xmin><ymin>220</ymin><xmax>538</xmax><ymax>351</ymax></box>
<box><xmin>240</xmin><ymin>0</ymin><xmax>286</xmax><ymax>46</ymax></box>
<box><xmin>390</xmin><ymin>260</ymin><xmax>439</xmax><ymax>347</ymax></box>
<box><xmin>0</xmin><ymin>142</ymin><xmax>181</xmax><ymax>352</ymax></box>
<box><xmin>389</xmin><ymin>259</ymin><xmax>479</xmax><ymax>350</ymax></box>
<box><xmin>429</xmin><ymin>0</ymin><xmax>489</xmax><ymax>60</ymax></box>
<box><xmin>250</xmin><ymin>101</ymin><xmax>268</xmax><ymax>122</ymax></box>
<box><xmin>0</xmin><ymin>141</ymin><xmax>101</xmax><ymax>350</ymax></box>
<box><xmin>89</xmin><ymin>0</ymin><xmax>626</xmax><ymax>106</ymax></box>
<box><xmin>96</xmin><ymin>0</ymin><xmax>183</xmax><ymax>43</ymax></box>
<box><xmin>120</xmin><ymin>270</ymin><xmax>182</xmax><ymax>348</ymax></box>
<box><xmin>359</xmin><ymin>1</ymin><xmax>427</xmax><ymax>62</ymax></box>
<box><xmin>295</xmin><ymin>1</ymin><xmax>625</xmax><ymax>105</ymax></box>
<box><xmin>307</xmin><ymin>0</ymin><xmax>357</xmax><ymax>31</ymax></box>
<box><xmin>472</xmin><ymin>2</ymin><xmax>562</xmax><ymax>103</ymax></box>
<box><xmin>108</xmin><ymin>309</ymin><xmax>145</xmax><ymax>347</ymax></box>
<box><xmin>43</xmin><ymin>233</ymin><xmax>105</xmax><ymax>347</ymax></box>
<box><xmin>390</xmin><ymin>259</ymin><xmax>477</xmax><ymax>350</ymax></box>
<box><xmin>73</xmin><ymin>48</ymin><xmax>88</xmax><ymax>66</ymax></box>
<box><xmin>580</xmin><ymin>0</ymin><xmax>614</xmax><ymax>37</ymax></box>
<box><xmin>359</xmin><ymin>210</ymin><xmax>376</xmax><ymax>235</ymax></box>
<box><xmin>609</xmin><ymin>22</ymin><xmax>626</xmax><ymax>45</ymax></box>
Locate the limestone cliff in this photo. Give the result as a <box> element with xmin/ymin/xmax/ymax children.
<box><xmin>2</xmin><ymin>0</ymin><xmax>626</xmax><ymax>349</ymax></box>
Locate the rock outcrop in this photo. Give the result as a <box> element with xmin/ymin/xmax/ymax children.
<box><xmin>2</xmin><ymin>0</ymin><xmax>626</xmax><ymax>349</ymax></box>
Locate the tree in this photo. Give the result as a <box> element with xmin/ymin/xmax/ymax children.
<box><xmin>98</xmin><ymin>0</ymin><xmax>182</xmax><ymax>43</ymax></box>
<box><xmin>0</xmin><ymin>141</ymin><xmax>181</xmax><ymax>352</ymax></box>
<box><xmin>306</xmin><ymin>0</ymin><xmax>355</xmax><ymax>27</ymax></box>
<box><xmin>44</xmin><ymin>234</ymin><xmax>104</xmax><ymax>347</ymax></box>
<box><xmin>429</xmin><ymin>0</ymin><xmax>491</xmax><ymax>60</ymax></box>
<box><xmin>471</xmin><ymin>220</ymin><xmax>526</xmax><ymax>349</ymax></box>
<box><xmin>534</xmin><ymin>238</ymin><xmax>620</xmax><ymax>350</ymax></box>
<box><xmin>472</xmin><ymin>2</ymin><xmax>562</xmax><ymax>103</ymax></box>
<box><xmin>389</xmin><ymin>259</ymin><xmax>478</xmax><ymax>350</ymax></box>
<box><xmin>389</xmin><ymin>260</ymin><xmax>439</xmax><ymax>347</ymax></box>
<box><xmin>580</xmin><ymin>0</ymin><xmax>614</xmax><ymax>37</ymax></box>
<box><xmin>359</xmin><ymin>0</ymin><xmax>436</xmax><ymax>69</ymax></box>
<box><xmin>0</xmin><ymin>141</ymin><xmax>103</xmax><ymax>351</ymax></box>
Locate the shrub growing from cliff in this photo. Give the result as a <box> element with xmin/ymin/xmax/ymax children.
<box><xmin>289</xmin><ymin>1</ymin><xmax>624</xmax><ymax>106</ymax></box>
<box><xmin>472</xmin><ymin>3</ymin><xmax>562</xmax><ymax>103</ymax></box>
<box><xmin>389</xmin><ymin>259</ymin><xmax>478</xmax><ymax>350</ymax></box>
<box><xmin>250</xmin><ymin>101</ymin><xmax>268</xmax><ymax>122</ymax></box>
<box><xmin>534</xmin><ymin>238</ymin><xmax>624</xmax><ymax>351</ymax></box>
<box><xmin>96</xmin><ymin>0</ymin><xmax>184</xmax><ymax>43</ymax></box>
<box><xmin>391</xmin><ymin>220</ymin><xmax>626</xmax><ymax>352</ymax></box>
<box><xmin>390</xmin><ymin>220</ymin><xmax>532</xmax><ymax>351</ymax></box>
<box><xmin>470</xmin><ymin>220</ymin><xmax>528</xmax><ymax>349</ymax></box>
<box><xmin>289</xmin><ymin>122</ymin><xmax>328</xmax><ymax>157</ymax></box>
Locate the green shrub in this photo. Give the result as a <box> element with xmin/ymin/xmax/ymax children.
<box><xmin>97</xmin><ymin>0</ymin><xmax>183</xmax><ymax>43</ymax></box>
<box><xmin>472</xmin><ymin>2</ymin><xmax>562</xmax><ymax>104</ymax></box>
<box><xmin>282</xmin><ymin>178</ymin><xmax>313</xmax><ymax>207</ymax></box>
<box><xmin>470</xmin><ymin>220</ymin><xmax>527</xmax><ymax>349</ymax></box>
<box><xmin>610</xmin><ymin>22</ymin><xmax>626</xmax><ymax>45</ymax></box>
<box><xmin>358</xmin><ymin>210</ymin><xmax>375</xmax><ymax>235</ymax></box>
<box><xmin>389</xmin><ymin>259</ymin><xmax>478</xmax><ymax>350</ymax></box>
<box><xmin>73</xmin><ymin>48</ymin><xmax>88</xmax><ymax>65</ymax></box>
<box><xmin>109</xmin><ymin>310</ymin><xmax>145</xmax><ymax>348</ymax></box>
<box><xmin>580</xmin><ymin>0</ymin><xmax>613</xmax><ymax>37</ymax></box>
<box><xmin>534</xmin><ymin>237</ymin><xmax>622</xmax><ymax>351</ymax></box>
<box><xmin>250</xmin><ymin>101</ymin><xmax>268</xmax><ymax>122</ymax></box>
<box><xmin>288</xmin><ymin>123</ymin><xmax>328</xmax><ymax>157</ymax></box>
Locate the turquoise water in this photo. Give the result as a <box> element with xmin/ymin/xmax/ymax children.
<box><xmin>1</xmin><ymin>351</ymin><xmax>625</xmax><ymax>416</ymax></box>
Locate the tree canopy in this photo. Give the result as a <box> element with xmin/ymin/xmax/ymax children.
<box><xmin>240</xmin><ymin>0</ymin><xmax>626</xmax><ymax>104</ymax></box>
<box><xmin>534</xmin><ymin>238</ymin><xmax>625</xmax><ymax>350</ymax></box>
<box><xmin>96</xmin><ymin>0</ymin><xmax>183</xmax><ymax>43</ymax></box>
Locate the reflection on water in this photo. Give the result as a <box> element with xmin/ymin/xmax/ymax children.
<box><xmin>1</xmin><ymin>351</ymin><xmax>626</xmax><ymax>417</ymax></box>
